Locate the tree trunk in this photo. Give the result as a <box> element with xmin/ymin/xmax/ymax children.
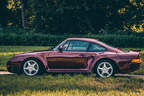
<box><xmin>20</xmin><ymin>0</ymin><xmax>25</xmax><ymax>28</ymax></box>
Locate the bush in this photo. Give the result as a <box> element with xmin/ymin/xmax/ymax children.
<box><xmin>0</xmin><ymin>28</ymin><xmax>144</xmax><ymax>48</ymax></box>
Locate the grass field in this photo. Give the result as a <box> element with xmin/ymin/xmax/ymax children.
<box><xmin>0</xmin><ymin>74</ymin><xmax>144</xmax><ymax>96</ymax></box>
<box><xmin>0</xmin><ymin>46</ymin><xmax>51</xmax><ymax>52</ymax></box>
<box><xmin>0</xmin><ymin>46</ymin><xmax>144</xmax><ymax>96</ymax></box>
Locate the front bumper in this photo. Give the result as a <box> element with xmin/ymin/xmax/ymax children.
<box><xmin>7</xmin><ymin>61</ymin><xmax>21</xmax><ymax>73</ymax></box>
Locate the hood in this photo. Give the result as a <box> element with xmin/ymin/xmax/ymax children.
<box><xmin>15</xmin><ymin>50</ymin><xmax>53</xmax><ymax>57</ymax></box>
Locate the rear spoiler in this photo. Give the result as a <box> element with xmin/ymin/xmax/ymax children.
<box><xmin>116</xmin><ymin>48</ymin><xmax>141</xmax><ymax>52</ymax></box>
<box><xmin>129</xmin><ymin>49</ymin><xmax>141</xmax><ymax>52</ymax></box>
<box><xmin>130</xmin><ymin>49</ymin><xmax>141</xmax><ymax>62</ymax></box>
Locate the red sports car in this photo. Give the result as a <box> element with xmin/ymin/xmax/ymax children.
<box><xmin>7</xmin><ymin>38</ymin><xmax>141</xmax><ymax>77</ymax></box>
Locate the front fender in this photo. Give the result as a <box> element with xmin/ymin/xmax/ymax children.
<box><xmin>10</xmin><ymin>54</ymin><xmax>48</xmax><ymax>70</ymax></box>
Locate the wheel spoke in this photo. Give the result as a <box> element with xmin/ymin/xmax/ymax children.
<box><xmin>28</xmin><ymin>69</ymin><xmax>32</xmax><ymax>74</ymax></box>
<box><xmin>32</xmin><ymin>67</ymin><xmax>37</xmax><ymax>71</ymax></box>
<box><xmin>24</xmin><ymin>67</ymin><xmax>29</xmax><ymax>70</ymax></box>
<box><xmin>103</xmin><ymin>63</ymin><xmax>106</xmax><ymax>68</ymax></box>
<box><xmin>101</xmin><ymin>70</ymin><xmax>105</xmax><ymax>75</ymax></box>
<box><xmin>27</xmin><ymin>61</ymin><xmax>31</xmax><ymax>66</ymax></box>
<box><xmin>107</xmin><ymin>66</ymin><xmax>112</xmax><ymax>70</ymax></box>
<box><xmin>32</xmin><ymin>63</ymin><xmax>36</xmax><ymax>67</ymax></box>
<box><xmin>98</xmin><ymin>66</ymin><xmax>103</xmax><ymax>70</ymax></box>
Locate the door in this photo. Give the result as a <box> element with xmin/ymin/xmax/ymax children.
<box><xmin>47</xmin><ymin>40</ymin><xmax>94</xmax><ymax>69</ymax></box>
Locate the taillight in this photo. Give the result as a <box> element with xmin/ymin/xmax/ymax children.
<box><xmin>131</xmin><ymin>59</ymin><xmax>140</xmax><ymax>63</ymax></box>
<box><xmin>131</xmin><ymin>56</ymin><xmax>141</xmax><ymax>63</ymax></box>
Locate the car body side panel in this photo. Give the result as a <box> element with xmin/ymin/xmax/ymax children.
<box><xmin>47</xmin><ymin>57</ymin><xmax>88</xmax><ymax>69</ymax></box>
<box><xmin>8</xmin><ymin>51</ymin><xmax>140</xmax><ymax>73</ymax></box>
<box><xmin>45</xmin><ymin>51</ymin><xmax>95</xmax><ymax>72</ymax></box>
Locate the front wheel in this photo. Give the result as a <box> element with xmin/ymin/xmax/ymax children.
<box><xmin>95</xmin><ymin>60</ymin><xmax>116</xmax><ymax>77</ymax></box>
<box><xmin>22</xmin><ymin>59</ymin><xmax>42</xmax><ymax>76</ymax></box>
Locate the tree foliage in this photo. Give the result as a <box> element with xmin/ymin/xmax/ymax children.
<box><xmin>0</xmin><ymin>0</ymin><xmax>9</xmax><ymax>27</ymax></box>
<box><xmin>2</xmin><ymin>0</ymin><xmax>144</xmax><ymax>34</ymax></box>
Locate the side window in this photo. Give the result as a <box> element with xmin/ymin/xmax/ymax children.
<box><xmin>88</xmin><ymin>43</ymin><xmax>106</xmax><ymax>52</ymax></box>
<box><xmin>62</xmin><ymin>41</ymin><xmax>70</xmax><ymax>51</ymax></box>
<box><xmin>66</xmin><ymin>40</ymin><xmax>89</xmax><ymax>52</ymax></box>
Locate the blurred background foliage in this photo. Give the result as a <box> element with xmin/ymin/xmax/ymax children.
<box><xmin>0</xmin><ymin>0</ymin><xmax>144</xmax><ymax>47</ymax></box>
<box><xmin>0</xmin><ymin>0</ymin><xmax>144</xmax><ymax>34</ymax></box>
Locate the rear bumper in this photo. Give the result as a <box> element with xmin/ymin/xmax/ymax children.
<box><xmin>130</xmin><ymin>63</ymin><xmax>140</xmax><ymax>71</ymax></box>
<box><xmin>7</xmin><ymin>61</ymin><xmax>21</xmax><ymax>73</ymax></box>
<box><xmin>120</xmin><ymin>62</ymin><xmax>141</xmax><ymax>73</ymax></box>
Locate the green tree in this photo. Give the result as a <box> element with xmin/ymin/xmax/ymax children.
<box><xmin>5</xmin><ymin>0</ymin><xmax>144</xmax><ymax>34</ymax></box>
<box><xmin>0</xmin><ymin>0</ymin><xmax>9</xmax><ymax>27</ymax></box>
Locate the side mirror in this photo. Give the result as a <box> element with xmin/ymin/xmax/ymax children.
<box><xmin>58</xmin><ymin>46</ymin><xmax>63</xmax><ymax>53</ymax></box>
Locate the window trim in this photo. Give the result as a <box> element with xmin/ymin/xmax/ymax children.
<box><xmin>62</xmin><ymin>40</ymin><xmax>70</xmax><ymax>51</ymax></box>
<box><xmin>54</xmin><ymin>40</ymin><xmax>107</xmax><ymax>52</ymax></box>
<box><xmin>53</xmin><ymin>39</ymin><xmax>67</xmax><ymax>51</ymax></box>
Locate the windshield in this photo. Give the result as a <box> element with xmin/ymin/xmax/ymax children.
<box><xmin>52</xmin><ymin>40</ymin><xmax>67</xmax><ymax>51</ymax></box>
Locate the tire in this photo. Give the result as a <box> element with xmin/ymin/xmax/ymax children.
<box><xmin>95</xmin><ymin>59</ymin><xmax>116</xmax><ymax>77</ymax></box>
<box><xmin>22</xmin><ymin>58</ymin><xmax>43</xmax><ymax>76</ymax></box>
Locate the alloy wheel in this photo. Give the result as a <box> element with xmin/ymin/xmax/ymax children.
<box><xmin>23</xmin><ymin>60</ymin><xmax>39</xmax><ymax>76</ymax></box>
<box><xmin>97</xmin><ymin>61</ymin><xmax>113</xmax><ymax>77</ymax></box>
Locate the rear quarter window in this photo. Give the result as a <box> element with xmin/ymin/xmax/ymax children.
<box><xmin>88</xmin><ymin>43</ymin><xmax>106</xmax><ymax>52</ymax></box>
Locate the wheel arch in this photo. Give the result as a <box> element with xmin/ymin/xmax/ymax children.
<box><xmin>92</xmin><ymin>58</ymin><xmax>120</xmax><ymax>73</ymax></box>
<box><xmin>20</xmin><ymin>57</ymin><xmax>46</xmax><ymax>73</ymax></box>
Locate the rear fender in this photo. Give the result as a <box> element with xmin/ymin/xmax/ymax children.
<box><xmin>89</xmin><ymin>55</ymin><xmax>119</xmax><ymax>72</ymax></box>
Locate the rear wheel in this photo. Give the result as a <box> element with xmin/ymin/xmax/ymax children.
<box><xmin>95</xmin><ymin>60</ymin><xmax>116</xmax><ymax>77</ymax></box>
<box><xmin>22</xmin><ymin>58</ymin><xmax>43</xmax><ymax>76</ymax></box>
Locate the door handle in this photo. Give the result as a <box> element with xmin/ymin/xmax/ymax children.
<box><xmin>79</xmin><ymin>54</ymin><xmax>95</xmax><ymax>58</ymax></box>
<box><xmin>79</xmin><ymin>54</ymin><xmax>86</xmax><ymax>57</ymax></box>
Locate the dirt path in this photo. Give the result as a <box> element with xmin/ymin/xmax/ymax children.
<box><xmin>0</xmin><ymin>71</ymin><xmax>144</xmax><ymax>79</ymax></box>
<box><xmin>115</xmin><ymin>74</ymin><xmax>144</xmax><ymax>79</ymax></box>
<box><xmin>0</xmin><ymin>71</ymin><xmax>14</xmax><ymax>75</ymax></box>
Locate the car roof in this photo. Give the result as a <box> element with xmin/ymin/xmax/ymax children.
<box><xmin>67</xmin><ymin>38</ymin><xmax>111</xmax><ymax>48</ymax></box>
<box><xmin>67</xmin><ymin>38</ymin><xmax>98</xmax><ymax>42</ymax></box>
